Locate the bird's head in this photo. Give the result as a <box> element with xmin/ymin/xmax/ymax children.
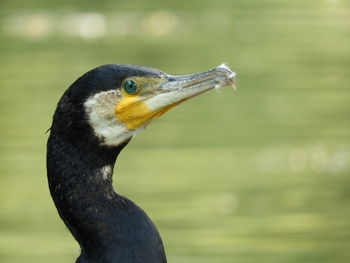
<box><xmin>51</xmin><ymin>64</ymin><xmax>236</xmax><ymax>147</ymax></box>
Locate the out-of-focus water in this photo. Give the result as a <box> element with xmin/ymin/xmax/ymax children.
<box><xmin>0</xmin><ymin>0</ymin><xmax>350</xmax><ymax>262</ymax></box>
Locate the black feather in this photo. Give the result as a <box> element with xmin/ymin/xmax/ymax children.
<box><xmin>47</xmin><ymin>64</ymin><xmax>167</xmax><ymax>263</ymax></box>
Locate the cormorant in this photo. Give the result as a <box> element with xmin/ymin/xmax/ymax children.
<box><xmin>46</xmin><ymin>64</ymin><xmax>236</xmax><ymax>263</ymax></box>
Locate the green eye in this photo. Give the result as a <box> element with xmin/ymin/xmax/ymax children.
<box><xmin>123</xmin><ymin>80</ymin><xmax>138</xmax><ymax>94</ymax></box>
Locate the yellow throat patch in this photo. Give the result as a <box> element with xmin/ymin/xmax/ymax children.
<box><xmin>115</xmin><ymin>76</ymin><xmax>178</xmax><ymax>130</ymax></box>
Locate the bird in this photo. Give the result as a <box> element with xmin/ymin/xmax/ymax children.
<box><xmin>46</xmin><ymin>63</ymin><xmax>236</xmax><ymax>263</ymax></box>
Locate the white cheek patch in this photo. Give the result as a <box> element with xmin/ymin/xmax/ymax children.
<box><xmin>84</xmin><ymin>90</ymin><xmax>146</xmax><ymax>146</ymax></box>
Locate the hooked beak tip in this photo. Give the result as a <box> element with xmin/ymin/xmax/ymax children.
<box><xmin>216</xmin><ymin>63</ymin><xmax>237</xmax><ymax>90</ymax></box>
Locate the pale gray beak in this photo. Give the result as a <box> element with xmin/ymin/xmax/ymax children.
<box><xmin>144</xmin><ymin>64</ymin><xmax>237</xmax><ymax>110</ymax></box>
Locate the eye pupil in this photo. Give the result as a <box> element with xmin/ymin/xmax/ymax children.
<box><xmin>123</xmin><ymin>80</ymin><xmax>138</xmax><ymax>94</ymax></box>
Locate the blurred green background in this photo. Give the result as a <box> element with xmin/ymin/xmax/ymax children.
<box><xmin>1</xmin><ymin>0</ymin><xmax>350</xmax><ymax>262</ymax></box>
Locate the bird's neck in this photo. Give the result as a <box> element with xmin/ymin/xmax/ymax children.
<box><xmin>47</xmin><ymin>133</ymin><xmax>166</xmax><ymax>263</ymax></box>
<box><xmin>46</xmin><ymin>134</ymin><xmax>125</xmax><ymax>254</ymax></box>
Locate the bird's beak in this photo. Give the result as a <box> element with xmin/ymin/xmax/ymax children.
<box><xmin>115</xmin><ymin>64</ymin><xmax>236</xmax><ymax>130</ymax></box>
<box><xmin>144</xmin><ymin>64</ymin><xmax>236</xmax><ymax>114</ymax></box>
